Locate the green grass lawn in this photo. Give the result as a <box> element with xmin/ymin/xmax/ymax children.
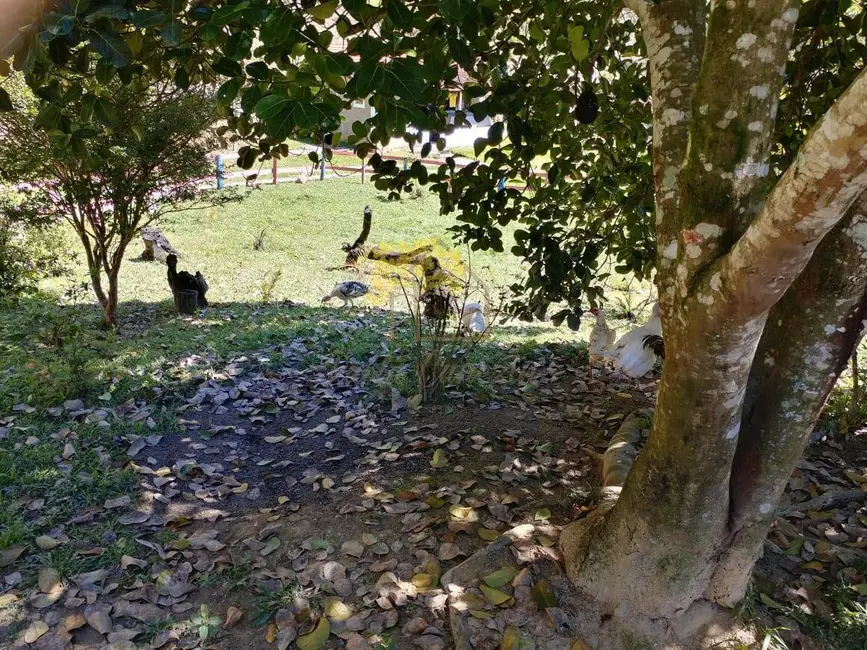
<box><xmin>7</xmin><ymin>178</ymin><xmax>593</xmax><ymax>414</ymax></box>
<box><xmin>45</xmin><ymin>178</ymin><xmax>527</xmax><ymax>307</ymax></box>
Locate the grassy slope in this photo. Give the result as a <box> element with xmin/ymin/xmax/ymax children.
<box><xmin>46</xmin><ymin>179</ymin><xmax>526</xmax><ymax>306</ymax></box>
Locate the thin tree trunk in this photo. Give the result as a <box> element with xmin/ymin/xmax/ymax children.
<box><xmin>705</xmin><ymin>198</ymin><xmax>867</xmax><ymax>606</ymax></box>
<box><xmin>88</xmin><ymin>263</ymin><xmax>108</xmax><ymax>310</ymax></box>
<box><xmin>103</xmin><ymin>269</ymin><xmax>120</xmax><ymax>329</ymax></box>
<box><xmin>851</xmin><ymin>349</ymin><xmax>861</xmax><ymax>426</ymax></box>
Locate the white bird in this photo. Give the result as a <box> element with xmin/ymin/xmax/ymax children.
<box><xmin>587</xmin><ymin>307</ymin><xmax>617</xmax><ymax>368</ymax></box>
<box><xmin>609</xmin><ymin>303</ymin><xmax>663</xmax><ymax>378</ymax></box>
<box><xmin>459</xmin><ymin>302</ymin><xmax>487</xmax><ymax>334</ymax></box>
<box><xmin>322</xmin><ymin>281</ymin><xmax>369</xmax><ymax>307</ymax></box>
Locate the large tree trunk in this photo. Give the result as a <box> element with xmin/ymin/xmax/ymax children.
<box><xmin>563</xmin><ymin>308</ymin><xmax>767</xmax><ymax>617</ymax></box>
<box><xmin>705</xmin><ymin>195</ymin><xmax>867</xmax><ymax>606</ymax></box>
<box><xmin>560</xmin><ymin>0</ymin><xmax>867</xmax><ymax>624</ymax></box>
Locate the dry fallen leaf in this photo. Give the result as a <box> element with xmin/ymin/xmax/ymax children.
<box><xmin>480</xmin><ymin>583</ymin><xmax>513</xmax><ymax>607</ymax></box>
<box><xmin>438</xmin><ymin>543</ymin><xmax>463</xmax><ymax>561</ymax></box>
<box><xmin>342</xmin><ymin>540</ymin><xmax>365</xmax><ymax>558</ymax></box>
<box><xmin>531</xmin><ymin>579</ymin><xmax>557</xmax><ymax>609</ymax></box>
<box><xmin>24</xmin><ymin>621</ymin><xmax>49</xmax><ymax>643</ymax></box>
<box><xmin>0</xmin><ymin>545</ymin><xmax>26</xmax><ymax>567</ymax></box>
<box><xmin>34</xmin><ymin>536</ymin><xmax>60</xmax><ymax>550</ymax></box>
<box><xmin>500</xmin><ymin>626</ymin><xmax>523</xmax><ymax>650</ymax></box>
<box><xmin>261</xmin><ymin>537</ymin><xmax>281</xmax><ymax>556</ymax></box>
<box><xmin>431</xmin><ymin>449</ymin><xmax>448</xmax><ymax>469</ymax></box>
<box><xmin>296</xmin><ymin>616</ymin><xmax>330</xmax><ymax>650</ymax></box>
<box><xmin>224</xmin><ymin>606</ymin><xmax>243</xmax><ymax>629</ymax></box>
<box><xmin>38</xmin><ymin>567</ymin><xmax>61</xmax><ymax>594</ymax></box>
<box><xmin>324</xmin><ymin>598</ymin><xmax>351</xmax><ymax>622</ymax></box>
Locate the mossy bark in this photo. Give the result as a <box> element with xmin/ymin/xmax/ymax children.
<box><xmin>705</xmin><ymin>196</ymin><xmax>867</xmax><ymax>606</ymax></box>
<box><xmin>561</xmin><ymin>0</ymin><xmax>867</xmax><ymax>623</ymax></box>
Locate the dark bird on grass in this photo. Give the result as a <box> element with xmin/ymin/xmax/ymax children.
<box><xmin>167</xmin><ymin>254</ymin><xmax>209</xmax><ymax>307</ymax></box>
<box><xmin>322</xmin><ymin>281</ymin><xmax>369</xmax><ymax>307</ymax></box>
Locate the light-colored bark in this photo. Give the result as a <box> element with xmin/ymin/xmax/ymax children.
<box><xmin>625</xmin><ymin>0</ymin><xmax>704</xmax><ymax>311</ymax></box>
<box><xmin>717</xmin><ymin>66</ymin><xmax>867</xmax><ymax>318</ymax></box>
<box><xmin>705</xmin><ymin>194</ymin><xmax>867</xmax><ymax>607</ymax></box>
<box><xmin>562</xmin><ymin>0</ymin><xmax>867</xmax><ymax>622</ymax></box>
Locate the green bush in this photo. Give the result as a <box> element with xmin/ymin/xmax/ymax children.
<box><xmin>0</xmin><ymin>206</ymin><xmax>72</xmax><ymax>299</ymax></box>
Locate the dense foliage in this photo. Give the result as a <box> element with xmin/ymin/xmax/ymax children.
<box><xmin>0</xmin><ymin>65</ymin><xmax>238</xmax><ymax>326</ymax></box>
<box><xmin>0</xmin><ymin>194</ymin><xmax>71</xmax><ymax>299</ymax></box>
<box><xmin>2</xmin><ymin>0</ymin><xmax>864</xmax><ymax>323</ymax></box>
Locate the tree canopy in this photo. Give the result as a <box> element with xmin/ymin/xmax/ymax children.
<box><xmin>4</xmin><ymin>0</ymin><xmax>864</xmax><ymax>324</ymax></box>
<box><xmin>5</xmin><ymin>0</ymin><xmax>867</xmax><ymax>637</ymax></box>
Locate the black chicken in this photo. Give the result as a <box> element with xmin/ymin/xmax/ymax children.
<box><xmin>167</xmin><ymin>254</ymin><xmax>209</xmax><ymax>307</ymax></box>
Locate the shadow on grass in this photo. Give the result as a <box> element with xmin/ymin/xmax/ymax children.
<box><xmin>0</xmin><ymin>294</ymin><xmax>585</xmax><ymax>414</ymax></box>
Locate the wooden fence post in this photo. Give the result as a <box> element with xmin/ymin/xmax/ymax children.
<box><xmin>272</xmin><ymin>158</ymin><xmax>278</xmax><ymax>185</ymax></box>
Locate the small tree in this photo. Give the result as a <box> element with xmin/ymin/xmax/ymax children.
<box><xmin>0</xmin><ymin>77</ymin><xmax>239</xmax><ymax>327</ymax></box>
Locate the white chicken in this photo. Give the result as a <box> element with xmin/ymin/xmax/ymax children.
<box><xmin>587</xmin><ymin>307</ymin><xmax>617</xmax><ymax>368</ymax></box>
<box><xmin>608</xmin><ymin>302</ymin><xmax>663</xmax><ymax>378</ymax></box>
<box><xmin>459</xmin><ymin>302</ymin><xmax>487</xmax><ymax>335</ymax></box>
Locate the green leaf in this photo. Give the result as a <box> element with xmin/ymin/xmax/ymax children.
<box><xmin>245</xmin><ymin>61</ymin><xmax>271</xmax><ymax>80</ymax></box>
<box><xmin>531</xmin><ymin>579</ymin><xmax>557</xmax><ymax>608</ymax></box>
<box><xmin>350</xmin><ymin>62</ymin><xmax>385</xmax><ymax>98</ymax></box>
<box><xmin>174</xmin><ymin>65</ymin><xmax>190</xmax><ymax>90</ymax></box>
<box><xmin>93</xmin><ymin>97</ymin><xmax>117</xmax><ymax>125</ymax></box>
<box><xmin>438</xmin><ymin>0</ymin><xmax>474</xmax><ymax>21</ymax></box>
<box><xmin>162</xmin><ymin>20</ymin><xmax>182</xmax><ymax>46</ymax></box>
<box><xmin>568</xmin><ymin>25</ymin><xmax>590</xmax><ymax>61</ymax></box>
<box><xmin>284</xmin><ymin>101</ymin><xmax>326</xmax><ymax>130</ymax></box>
<box><xmin>480</xmin><ymin>583</ymin><xmax>512</xmax><ymax>606</ymax></box>
<box><xmin>0</xmin><ymin>88</ymin><xmax>12</xmax><ymax>112</ymax></box>
<box><xmin>260</xmin><ymin>7</ymin><xmax>296</xmax><ymax>46</ymax></box>
<box><xmin>296</xmin><ymin>616</ymin><xmax>330</xmax><ymax>650</ymax></box>
<box><xmin>385</xmin><ymin>59</ymin><xmax>425</xmax><ymax>99</ymax></box>
<box><xmin>131</xmin><ymin>10</ymin><xmax>167</xmax><ymax>29</ymax></box>
<box><xmin>306</xmin><ymin>0</ymin><xmax>339</xmax><ymax>22</ymax></box>
<box><xmin>217</xmin><ymin>79</ymin><xmax>240</xmax><ymax>106</ymax></box>
<box><xmin>211</xmin><ymin>57</ymin><xmax>243</xmax><ymax>77</ymax></box>
<box><xmin>85</xmin><ymin>5</ymin><xmax>130</xmax><ymax>23</ymax></box>
<box><xmin>759</xmin><ymin>592</ymin><xmax>785</xmax><ymax>611</ymax></box>
<box><xmin>212</xmin><ymin>1</ymin><xmax>250</xmax><ymax>25</ymax></box>
<box><xmin>482</xmin><ymin>567</ymin><xmax>517</xmax><ymax>589</ymax></box>
<box><xmin>385</xmin><ymin>0</ymin><xmax>414</xmax><ymax>27</ymax></box>
<box><xmin>45</xmin><ymin>14</ymin><xmax>75</xmax><ymax>36</ymax></box>
<box><xmin>35</xmin><ymin>105</ymin><xmax>61</xmax><ymax>129</ymax></box>
<box><xmin>254</xmin><ymin>95</ymin><xmax>290</xmax><ymax>120</ymax></box>
<box><xmin>90</xmin><ymin>28</ymin><xmax>132</xmax><ymax>67</ymax></box>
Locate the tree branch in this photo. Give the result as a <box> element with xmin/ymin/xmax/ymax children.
<box><xmin>705</xmin><ymin>190</ymin><xmax>867</xmax><ymax>607</ymax></box>
<box><xmin>719</xmin><ymin>66</ymin><xmax>867</xmax><ymax>317</ymax></box>
<box><xmin>626</xmin><ymin>0</ymin><xmax>706</xmax><ymax>308</ymax></box>
<box><xmin>666</xmin><ymin>1</ymin><xmax>799</xmax><ymax>300</ymax></box>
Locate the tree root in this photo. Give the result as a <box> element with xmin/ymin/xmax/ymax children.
<box><xmin>560</xmin><ymin>409</ymin><xmax>650</xmax><ymax>581</ymax></box>
<box><xmin>776</xmin><ymin>488</ymin><xmax>865</xmax><ymax>517</ymax></box>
